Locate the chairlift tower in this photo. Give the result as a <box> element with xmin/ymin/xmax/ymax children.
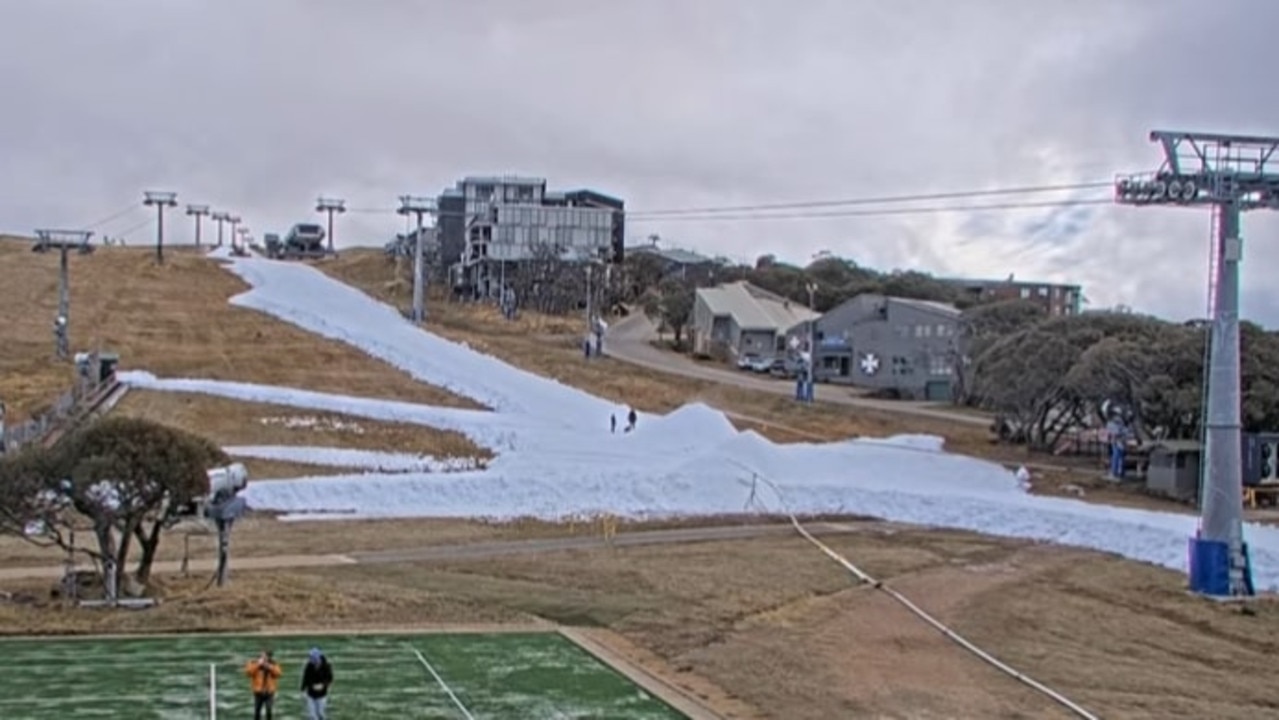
<box><xmin>1115</xmin><ymin>130</ymin><xmax>1279</xmax><ymax>597</ymax></box>
<box><xmin>185</xmin><ymin>204</ymin><xmax>209</xmax><ymax>248</ymax></box>
<box><xmin>226</xmin><ymin>215</ymin><xmax>241</xmax><ymax>250</ymax></box>
<box><xmin>143</xmin><ymin>190</ymin><xmax>178</xmax><ymax>264</ymax></box>
<box><xmin>316</xmin><ymin>197</ymin><xmax>346</xmax><ymax>254</ymax></box>
<box><xmin>398</xmin><ymin>195</ymin><xmax>436</xmax><ymax>322</ymax></box>
<box><xmin>210</xmin><ymin>211</ymin><xmax>230</xmax><ymax>247</ymax></box>
<box><xmin>32</xmin><ymin>229</ymin><xmax>94</xmax><ymax>361</ymax></box>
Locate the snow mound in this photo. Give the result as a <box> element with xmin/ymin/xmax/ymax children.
<box><xmin>630</xmin><ymin>402</ymin><xmax>738</xmax><ymax>447</ymax></box>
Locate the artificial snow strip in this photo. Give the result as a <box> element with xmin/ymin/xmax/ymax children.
<box><xmin>222</xmin><ymin>445</ymin><xmax>483</xmax><ymax>474</ymax></box>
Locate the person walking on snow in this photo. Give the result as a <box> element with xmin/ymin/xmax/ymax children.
<box><xmin>626</xmin><ymin>407</ymin><xmax>638</xmax><ymax>433</ymax></box>
<box><xmin>244</xmin><ymin>649</ymin><xmax>282</xmax><ymax>720</ymax></box>
<box><xmin>610</xmin><ymin>413</ymin><xmax>617</xmax><ymax>434</ymax></box>
<box><xmin>300</xmin><ymin>647</ymin><xmax>334</xmax><ymax>720</ymax></box>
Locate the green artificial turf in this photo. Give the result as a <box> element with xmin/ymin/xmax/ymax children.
<box><xmin>0</xmin><ymin>631</ymin><xmax>689</xmax><ymax>719</ymax></box>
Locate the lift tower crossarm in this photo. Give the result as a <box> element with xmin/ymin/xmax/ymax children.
<box><xmin>1116</xmin><ymin>129</ymin><xmax>1279</xmax><ymax>598</ymax></box>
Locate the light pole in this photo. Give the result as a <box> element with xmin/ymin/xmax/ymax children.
<box><xmin>804</xmin><ymin>281</ymin><xmax>818</xmax><ymax>403</ymax></box>
<box><xmin>143</xmin><ymin>190</ymin><xmax>178</xmax><ymax>264</ymax></box>
<box><xmin>32</xmin><ymin>230</ymin><xmax>94</xmax><ymax>360</ymax></box>
<box><xmin>1115</xmin><ymin>129</ymin><xmax>1279</xmax><ymax>597</ymax></box>
<box><xmin>185</xmin><ymin>204</ymin><xmax>209</xmax><ymax>248</ymax></box>
<box><xmin>398</xmin><ymin>195</ymin><xmax>435</xmax><ymax>322</ymax></box>
<box><xmin>316</xmin><ymin>197</ymin><xmax>346</xmax><ymax>254</ymax></box>
<box><xmin>210</xmin><ymin>211</ymin><xmax>230</xmax><ymax>247</ymax></box>
<box><xmin>235</xmin><ymin>226</ymin><xmax>250</xmax><ymax>252</ymax></box>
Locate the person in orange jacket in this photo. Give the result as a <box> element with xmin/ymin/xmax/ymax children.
<box><xmin>244</xmin><ymin>649</ymin><xmax>283</xmax><ymax>720</ymax></box>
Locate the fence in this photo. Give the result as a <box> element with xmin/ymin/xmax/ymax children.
<box><xmin>0</xmin><ymin>351</ymin><xmax>117</xmax><ymax>455</ymax></box>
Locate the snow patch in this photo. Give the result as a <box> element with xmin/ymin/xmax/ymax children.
<box><xmin>224</xmin><ymin>445</ymin><xmax>484</xmax><ymax>474</ymax></box>
<box><xmin>257</xmin><ymin>415</ymin><xmax>367</xmax><ymax>434</ymax></box>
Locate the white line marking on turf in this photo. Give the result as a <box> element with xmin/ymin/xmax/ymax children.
<box><xmin>410</xmin><ymin>646</ymin><xmax>476</xmax><ymax>720</ymax></box>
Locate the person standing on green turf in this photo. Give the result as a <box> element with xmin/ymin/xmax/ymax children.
<box><xmin>300</xmin><ymin>647</ymin><xmax>334</xmax><ymax>720</ymax></box>
<box><xmin>244</xmin><ymin>648</ymin><xmax>282</xmax><ymax>720</ymax></box>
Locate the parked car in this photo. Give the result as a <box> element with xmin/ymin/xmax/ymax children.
<box><xmin>748</xmin><ymin>356</ymin><xmax>774</xmax><ymax>373</ymax></box>
<box><xmin>736</xmin><ymin>353</ymin><xmax>760</xmax><ymax>370</ymax></box>
<box><xmin>768</xmin><ymin>357</ymin><xmax>802</xmax><ymax>379</ymax></box>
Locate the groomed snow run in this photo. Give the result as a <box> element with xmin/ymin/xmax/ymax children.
<box><xmin>120</xmin><ymin>250</ymin><xmax>1279</xmax><ymax>591</ymax></box>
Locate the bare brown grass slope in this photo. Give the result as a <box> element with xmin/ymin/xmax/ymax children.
<box><xmin>114</xmin><ymin>389</ymin><xmax>488</xmax><ymax>461</ymax></box>
<box><xmin>0</xmin><ymin>239</ymin><xmax>478</xmax><ymax>422</ymax></box>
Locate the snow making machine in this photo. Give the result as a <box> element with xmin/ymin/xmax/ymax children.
<box><xmin>266</xmin><ymin>223</ymin><xmax>330</xmax><ymax>259</ymax></box>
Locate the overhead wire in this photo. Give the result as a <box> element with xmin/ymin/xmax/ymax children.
<box><xmin>627</xmin><ymin>180</ymin><xmax>1115</xmax><ymax>217</ymax></box>
<box><xmin>82</xmin><ymin>204</ymin><xmax>142</xmax><ymax>230</ymax></box>
<box><xmin>109</xmin><ymin>217</ymin><xmax>155</xmax><ymax>239</ymax></box>
<box><xmin>626</xmin><ymin>198</ymin><xmax>1112</xmax><ymax>223</ymax></box>
<box><xmin>337</xmin><ymin>180</ymin><xmax>1117</xmax><ymax>225</ymax></box>
<box><xmin>733</xmin><ymin>463</ymin><xmax>1101</xmax><ymax>720</ymax></box>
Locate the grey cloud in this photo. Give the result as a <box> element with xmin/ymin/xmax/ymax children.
<box><xmin>1</xmin><ymin>0</ymin><xmax>1277</xmax><ymax>323</ymax></box>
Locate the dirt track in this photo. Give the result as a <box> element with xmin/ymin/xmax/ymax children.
<box><xmin>0</xmin><ymin>521</ymin><xmax>868</xmax><ymax>581</ymax></box>
<box><xmin>604</xmin><ymin>314</ymin><xmax>990</xmax><ymax>426</ymax></box>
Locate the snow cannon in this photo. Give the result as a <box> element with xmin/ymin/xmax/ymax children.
<box><xmin>192</xmin><ymin>462</ymin><xmax>251</xmax><ymax>523</ymax></box>
<box><xmin>207</xmin><ymin>462</ymin><xmax>248</xmax><ymax>500</ymax></box>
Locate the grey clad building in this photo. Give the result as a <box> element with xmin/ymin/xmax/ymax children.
<box><xmin>436</xmin><ymin>176</ymin><xmax>625</xmax><ymax>298</ymax></box>
<box><xmin>804</xmin><ymin>294</ymin><xmax>961</xmax><ymax>401</ymax></box>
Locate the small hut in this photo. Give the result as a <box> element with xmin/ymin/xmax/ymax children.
<box><xmin>1144</xmin><ymin>440</ymin><xmax>1202</xmax><ymax>503</ymax></box>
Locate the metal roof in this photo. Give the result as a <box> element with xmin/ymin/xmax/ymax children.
<box><xmin>698</xmin><ymin>281</ymin><xmax>819</xmax><ymax>331</ymax></box>
<box><xmin>891</xmin><ymin>297</ymin><xmax>962</xmax><ymax>318</ymax></box>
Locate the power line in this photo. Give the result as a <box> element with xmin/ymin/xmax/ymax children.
<box><xmin>338</xmin><ymin>181</ymin><xmax>1115</xmax><ymax>224</ymax></box>
<box><xmin>626</xmin><ymin>181</ymin><xmax>1115</xmax><ymax>218</ymax></box>
<box><xmin>627</xmin><ymin>198</ymin><xmax>1112</xmax><ymax>224</ymax></box>
<box><xmin>82</xmin><ymin>204</ymin><xmax>142</xmax><ymax>229</ymax></box>
<box><xmin>111</xmin><ymin>217</ymin><xmax>155</xmax><ymax>238</ymax></box>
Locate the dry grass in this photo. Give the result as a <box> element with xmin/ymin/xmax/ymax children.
<box><xmin>0</xmin><ymin>512</ymin><xmax>841</xmax><ymax>570</ymax></box>
<box><xmin>233</xmin><ymin>458</ymin><xmax>358</xmax><ymax>480</ymax></box>
<box><xmin>4</xmin><ymin>522</ymin><xmax>1278</xmax><ymax>717</ymax></box>
<box><xmin>0</xmin><ymin>239</ymin><xmax>478</xmax><ymax>422</ymax></box>
<box><xmin>308</xmin><ymin>531</ymin><xmax>1279</xmax><ymax>720</ymax></box>
<box><xmin>113</xmin><ymin>388</ymin><xmax>488</xmax><ymax>461</ymax></box>
<box><xmin>0</xmin><ymin>571</ymin><xmax>531</xmax><ymax>636</ymax></box>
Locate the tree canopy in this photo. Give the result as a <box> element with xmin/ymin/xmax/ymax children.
<box><xmin>0</xmin><ymin>416</ymin><xmax>228</xmax><ymax>593</ymax></box>
<box><xmin>618</xmin><ymin>249</ymin><xmax>972</xmax><ymax>325</ymax></box>
<box><xmin>960</xmin><ymin>307</ymin><xmax>1279</xmax><ymax>450</ymax></box>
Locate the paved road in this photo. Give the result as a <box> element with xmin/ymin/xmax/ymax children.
<box><xmin>0</xmin><ymin>522</ymin><xmax>868</xmax><ymax>582</ymax></box>
<box><xmin>605</xmin><ymin>314</ymin><xmax>990</xmax><ymax>427</ymax></box>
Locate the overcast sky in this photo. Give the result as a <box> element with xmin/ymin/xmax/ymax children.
<box><xmin>1</xmin><ymin>0</ymin><xmax>1276</xmax><ymax>324</ymax></box>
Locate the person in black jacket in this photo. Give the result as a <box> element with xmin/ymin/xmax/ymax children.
<box><xmin>300</xmin><ymin>648</ymin><xmax>333</xmax><ymax>720</ymax></box>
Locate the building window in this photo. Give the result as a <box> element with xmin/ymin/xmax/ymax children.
<box><xmin>1020</xmin><ymin>287</ymin><xmax>1031</xmax><ymax>299</ymax></box>
<box><xmin>928</xmin><ymin>354</ymin><xmax>953</xmax><ymax>376</ymax></box>
<box><xmin>936</xmin><ymin>323</ymin><xmax>947</xmax><ymax>337</ymax></box>
<box><xmin>1037</xmin><ymin>286</ymin><xmax>1049</xmax><ymax>297</ymax></box>
<box><xmin>914</xmin><ymin>325</ymin><xmax>924</xmax><ymax>338</ymax></box>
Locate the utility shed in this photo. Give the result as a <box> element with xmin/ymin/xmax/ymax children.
<box><xmin>1144</xmin><ymin>440</ymin><xmax>1201</xmax><ymax>503</ymax></box>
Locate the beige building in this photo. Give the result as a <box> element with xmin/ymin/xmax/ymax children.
<box><xmin>691</xmin><ymin>281</ymin><xmax>819</xmax><ymax>361</ymax></box>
